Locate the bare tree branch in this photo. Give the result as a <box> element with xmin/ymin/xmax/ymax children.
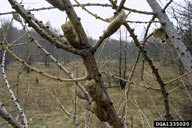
<box><xmin>46</xmin><ymin>0</ymin><xmax>90</xmax><ymax>48</ymax></box>
<box><xmin>165</xmin><ymin>70</ymin><xmax>192</xmax><ymax>85</ymax></box>
<box><xmin>74</xmin><ymin>0</ymin><xmax>110</xmax><ymax>22</ymax></box>
<box><xmin>0</xmin><ymin>101</ymin><xmax>24</xmax><ymax>128</ymax></box>
<box><xmin>0</xmin><ymin>42</ymin><xmax>88</xmax><ymax>82</ymax></box>
<box><xmin>1</xmin><ymin>51</ymin><xmax>28</xmax><ymax>128</ymax></box>
<box><xmin>8</xmin><ymin>0</ymin><xmax>83</xmax><ymax>55</ymax></box>
<box><xmin>163</xmin><ymin>0</ymin><xmax>173</xmax><ymax>11</ymax></box>
<box><xmin>146</xmin><ymin>0</ymin><xmax>192</xmax><ymax>83</ymax></box>
<box><xmin>123</xmin><ymin>22</ymin><xmax>172</xmax><ymax>121</ymax></box>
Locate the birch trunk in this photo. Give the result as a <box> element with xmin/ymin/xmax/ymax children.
<box><xmin>146</xmin><ymin>0</ymin><xmax>192</xmax><ymax>82</ymax></box>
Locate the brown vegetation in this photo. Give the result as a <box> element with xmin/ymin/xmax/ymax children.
<box><xmin>0</xmin><ymin>60</ymin><xmax>188</xmax><ymax>128</ymax></box>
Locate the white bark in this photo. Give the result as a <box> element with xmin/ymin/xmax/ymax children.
<box><xmin>1</xmin><ymin>51</ymin><xmax>28</xmax><ymax>128</ymax></box>
<box><xmin>0</xmin><ymin>101</ymin><xmax>24</xmax><ymax>128</ymax></box>
<box><xmin>146</xmin><ymin>0</ymin><xmax>192</xmax><ymax>81</ymax></box>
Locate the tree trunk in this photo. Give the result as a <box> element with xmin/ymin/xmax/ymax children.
<box><xmin>146</xmin><ymin>0</ymin><xmax>192</xmax><ymax>82</ymax></box>
<box><xmin>82</xmin><ymin>53</ymin><xmax>123</xmax><ymax>128</ymax></box>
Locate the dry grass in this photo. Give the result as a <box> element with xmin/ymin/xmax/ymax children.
<box><xmin>0</xmin><ymin>60</ymin><xmax>190</xmax><ymax>128</ymax></box>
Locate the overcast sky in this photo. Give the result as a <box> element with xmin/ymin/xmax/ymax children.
<box><xmin>0</xmin><ymin>0</ymin><xmax>183</xmax><ymax>40</ymax></box>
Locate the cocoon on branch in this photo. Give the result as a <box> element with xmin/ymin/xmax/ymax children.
<box><xmin>91</xmin><ymin>101</ymin><xmax>109</xmax><ymax>122</ymax></box>
<box><xmin>12</xmin><ymin>13</ymin><xmax>25</xmax><ymax>30</ymax></box>
<box><xmin>103</xmin><ymin>10</ymin><xmax>128</xmax><ymax>38</ymax></box>
<box><xmin>12</xmin><ymin>13</ymin><xmax>22</xmax><ymax>23</ymax></box>
<box><xmin>61</xmin><ymin>21</ymin><xmax>80</xmax><ymax>48</ymax></box>
<box><xmin>153</xmin><ymin>27</ymin><xmax>171</xmax><ymax>44</ymax></box>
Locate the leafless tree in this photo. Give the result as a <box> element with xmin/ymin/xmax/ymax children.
<box><xmin>0</xmin><ymin>0</ymin><xmax>192</xmax><ymax>128</ymax></box>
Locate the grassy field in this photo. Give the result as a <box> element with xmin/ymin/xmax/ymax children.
<box><xmin>0</xmin><ymin>60</ymin><xmax>190</xmax><ymax>128</ymax></box>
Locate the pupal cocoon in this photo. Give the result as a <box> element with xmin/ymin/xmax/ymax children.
<box><xmin>153</xmin><ymin>27</ymin><xmax>171</xmax><ymax>44</ymax></box>
<box><xmin>103</xmin><ymin>10</ymin><xmax>128</xmax><ymax>38</ymax></box>
<box><xmin>61</xmin><ymin>21</ymin><xmax>80</xmax><ymax>48</ymax></box>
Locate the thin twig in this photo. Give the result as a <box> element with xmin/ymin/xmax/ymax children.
<box><xmin>124</xmin><ymin>22</ymin><xmax>171</xmax><ymax>121</ymax></box>
<box><xmin>179</xmin><ymin>80</ymin><xmax>192</xmax><ymax>101</ymax></box>
<box><xmin>131</xmin><ymin>99</ymin><xmax>152</xmax><ymax>128</ymax></box>
<box><xmin>8</xmin><ymin>0</ymin><xmax>83</xmax><ymax>55</ymax></box>
<box><xmin>164</xmin><ymin>70</ymin><xmax>192</xmax><ymax>85</ymax></box>
<box><xmin>163</xmin><ymin>0</ymin><xmax>173</xmax><ymax>11</ymax></box>
<box><xmin>1</xmin><ymin>51</ymin><xmax>28</xmax><ymax>128</ymax></box>
<box><xmin>97</xmin><ymin>40</ymin><xmax>108</xmax><ymax>65</ymax></box>
<box><xmin>0</xmin><ymin>3</ymin><xmax>154</xmax><ymax>16</ymax></box>
<box><xmin>101</xmin><ymin>71</ymin><xmax>160</xmax><ymax>91</ymax></box>
<box><xmin>46</xmin><ymin>90</ymin><xmax>74</xmax><ymax>119</ymax></box>
<box><xmin>74</xmin><ymin>0</ymin><xmax>110</xmax><ymax>22</ymax></box>
<box><xmin>24</xmin><ymin>17</ymin><xmax>92</xmax><ymax>103</ymax></box>
<box><xmin>9</xmin><ymin>41</ymin><xmax>32</xmax><ymax>47</ymax></box>
<box><xmin>47</xmin><ymin>0</ymin><xmax>89</xmax><ymax>47</ymax></box>
<box><xmin>142</xmin><ymin>16</ymin><xmax>157</xmax><ymax>45</ymax></box>
<box><xmin>1</xmin><ymin>19</ymin><xmax>28</xmax><ymax>127</ymax></box>
<box><xmin>170</xmin><ymin>103</ymin><xmax>184</xmax><ymax>121</ymax></box>
<box><xmin>98</xmin><ymin>45</ymin><xmax>134</xmax><ymax>69</ymax></box>
<box><xmin>127</xmin><ymin>20</ymin><xmax>159</xmax><ymax>24</ymax></box>
<box><xmin>147</xmin><ymin>90</ymin><xmax>164</xmax><ymax>120</ymax></box>
<box><xmin>116</xmin><ymin>0</ymin><xmax>126</xmax><ymax>13</ymax></box>
<box><xmin>47</xmin><ymin>90</ymin><xmax>81</xmax><ymax>128</ymax></box>
<box><xmin>0</xmin><ymin>101</ymin><xmax>24</xmax><ymax>128</ymax></box>
<box><xmin>0</xmin><ymin>43</ymin><xmax>88</xmax><ymax>82</ymax></box>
